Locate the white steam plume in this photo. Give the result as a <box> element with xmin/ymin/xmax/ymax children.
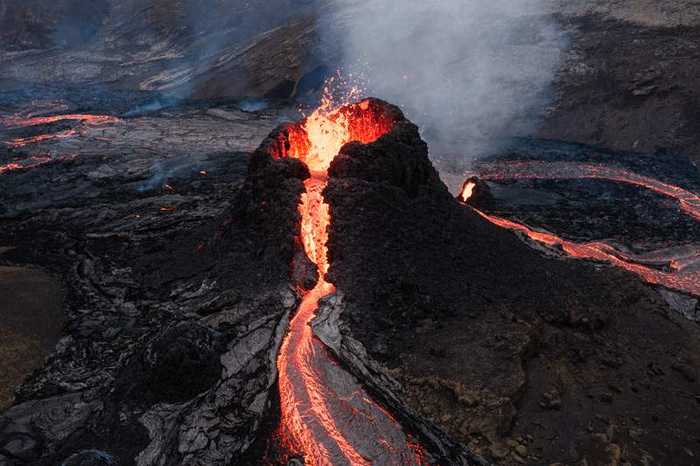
<box><xmin>326</xmin><ymin>0</ymin><xmax>566</xmax><ymax>166</ymax></box>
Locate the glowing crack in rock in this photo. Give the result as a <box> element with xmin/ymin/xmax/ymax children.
<box><xmin>273</xmin><ymin>94</ymin><xmax>427</xmax><ymax>465</ymax></box>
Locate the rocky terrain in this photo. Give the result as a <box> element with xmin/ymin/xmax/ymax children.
<box><xmin>0</xmin><ymin>100</ymin><xmax>303</xmax><ymax>465</ymax></box>
<box><xmin>2</xmin><ymin>0</ymin><xmax>700</xmax><ymax>163</ymax></box>
<box><xmin>3</xmin><ymin>90</ymin><xmax>698</xmax><ymax>465</ymax></box>
<box><xmin>540</xmin><ymin>3</ymin><xmax>700</xmax><ymax>164</ymax></box>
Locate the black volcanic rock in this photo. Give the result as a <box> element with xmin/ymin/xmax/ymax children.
<box><xmin>330</xmin><ymin>119</ymin><xmax>446</xmax><ymax>198</ymax></box>
<box><xmin>227</xmin><ymin>124</ymin><xmax>317</xmax><ymax>290</ymax></box>
<box><xmin>324</xmin><ymin>116</ymin><xmax>700</xmax><ymax>465</ymax></box>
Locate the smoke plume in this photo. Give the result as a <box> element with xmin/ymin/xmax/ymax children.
<box><xmin>327</xmin><ymin>0</ymin><xmax>566</xmax><ymax>165</ymax></box>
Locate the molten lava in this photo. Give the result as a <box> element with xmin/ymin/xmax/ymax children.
<box><xmin>274</xmin><ymin>97</ymin><xmax>426</xmax><ymax>465</ymax></box>
<box><xmin>475</xmin><ymin>160</ymin><xmax>700</xmax><ymax>221</ymax></box>
<box><xmin>462</xmin><ymin>161</ymin><xmax>700</xmax><ymax>297</ymax></box>
<box><xmin>1</xmin><ymin>113</ymin><xmax>120</xmax><ymax>148</ymax></box>
<box><xmin>476</xmin><ymin>210</ymin><xmax>700</xmax><ymax>296</ymax></box>
<box><xmin>459</xmin><ymin>180</ymin><xmax>476</xmax><ymax>204</ymax></box>
<box><xmin>0</xmin><ymin>155</ymin><xmax>55</xmax><ymax>174</ymax></box>
<box><xmin>0</xmin><ymin>114</ymin><xmax>119</xmax><ymax>129</ymax></box>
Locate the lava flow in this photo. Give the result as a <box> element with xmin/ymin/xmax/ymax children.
<box><xmin>0</xmin><ymin>113</ymin><xmax>119</xmax><ymax>129</ymax></box>
<box><xmin>460</xmin><ymin>170</ymin><xmax>700</xmax><ymax>297</ymax></box>
<box><xmin>1</xmin><ymin>113</ymin><xmax>120</xmax><ymax>148</ymax></box>
<box><xmin>6</xmin><ymin>130</ymin><xmax>79</xmax><ymax>148</ymax></box>
<box><xmin>474</xmin><ymin>160</ymin><xmax>700</xmax><ymax>221</ymax></box>
<box><xmin>1</xmin><ymin>155</ymin><xmax>55</xmax><ymax>174</ymax></box>
<box><xmin>273</xmin><ymin>96</ymin><xmax>427</xmax><ymax>465</ymax></box>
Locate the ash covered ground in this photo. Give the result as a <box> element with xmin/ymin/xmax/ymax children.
<box><xmin>2</xmin><ymin>2</ymin><xmax>700</xmax><ymax>466</ymax></box>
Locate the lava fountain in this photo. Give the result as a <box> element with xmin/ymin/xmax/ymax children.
<box><xmin>268</xmin><ymin>96</ymin><xmax>427</xmax><ymax>465</ymax></box>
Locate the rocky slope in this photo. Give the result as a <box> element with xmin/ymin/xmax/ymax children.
<box><xmin>324</xmin><ymin>120</ymin><xmax>700</xmax><ymax>466</ymax></box>
<box><xmin>540</xmin><ymin>4</ymin><xmax>700</xmax><ymax>164</ymax></box>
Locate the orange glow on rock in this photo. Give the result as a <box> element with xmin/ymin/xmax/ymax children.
<box><xmin>269</xmin><ymin>97</ymin><xmax>397</xmax><ymax>175</ymax></box>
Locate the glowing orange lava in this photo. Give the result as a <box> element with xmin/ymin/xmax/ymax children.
<box><xmin>462</xmin><ymin>161</ymin><xmax>700</xmax><ymax>296</ymax></box>
<box><xmin>6</xmin><ymin>130</ymin><xmax>79</xmax><ymax>148</ymax></box>
<box><xmin>2</xmin><ymin>113</ymin><xmax>120</xmax><ymax>148</ymax></box>
<box><xmin>459</xmin><ymin>180</ymin><xmax>476</xmax><ymax>204</ymax></box>
<box><xmin>0</xmin><ymin>155</ymin><xmax>54</xmax><ymax>174</ymax></box>
<box><xmin>0</xmin><ymin>113</ymin><xmax>119</xmax><ymax>129</ymax></box>
<box><xmin>274</xmin><ymin>96</ymin><xmax>426</xmax><ymax>465</ymax></box>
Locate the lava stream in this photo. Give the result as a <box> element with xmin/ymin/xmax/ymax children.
<box><xmin>0</xmin><ymin>113</ymin><xmax>119</xmax><ymax>129</ymax></box>
<box><xmin>276</xmin><ymin>98</ymin><xmax>426</xmax><ymax>465</ymax></box>
<box><xmin>476</xmin><ymin>210</ymin><xmax>700</xmax><ymax>296</ymax></box>
<box><xmin>0</xmin><ymin>155</ymin><xmax>55</xmax><ymax>174</ymax></box>
<box><xmin>475</xmin><ymin>160</ymin><xmax>700</xmax><ymax>221</ymax></box>
<box><xmin>1</xmin><ymin>113</ymin><xmax>120</xmax><ymax>148</ymax></box>
<box><xmin>6</xmin><ymin>130</ymin><xmax>79</xmax><ymax>148</ymax></box>
<box><xmin>460</xmin><ymin>166</ymin><xmax>700</xmax><ymax>297</ymax></box>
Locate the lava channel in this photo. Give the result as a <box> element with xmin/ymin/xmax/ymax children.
<box><xmin>1</xmin><ymin>113</ymin><xmax>120</xmax><ymax>148</ymax></box>
<box><xmin>0</xmin><ymin>155</ymin><xmax>56</xmax><ymax>174</ymax></box>
<box><xmin>474</xmin><ymin>160</ymin><xmax>700</xmax><ymax>221</ymax></box>
<box><xmin>460</xmin><ymin>170</ymin><xmax>700</xmax><ymax>297</ymax></box>
<box><xmin>273</xmin><ymin>96</ymin><xmax>427</xmax><ymax>465</ymax></box>
<box><xmin>0</xmin><ymin>113</ymin><xmax>119</xmax><ymax>129</ymax></box>
<box><xmin>5</xmin><ymin>130</ymin><xmax>79</xmax><ymax>148</ymax></box>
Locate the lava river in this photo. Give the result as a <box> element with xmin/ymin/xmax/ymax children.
<box><xmin>1</xmin><ymin>113</ymin><xmax>120</xmax><ymax>148</ymax></box>
<box><xmin>460</xmin><ymin>161</ymin><xmax>700</xmax><ymax>297</ymax></box>
<box><xmin>275</xmin><ymin>99</ymin><xmax>426</xmax><ymax>465</ymax></box>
